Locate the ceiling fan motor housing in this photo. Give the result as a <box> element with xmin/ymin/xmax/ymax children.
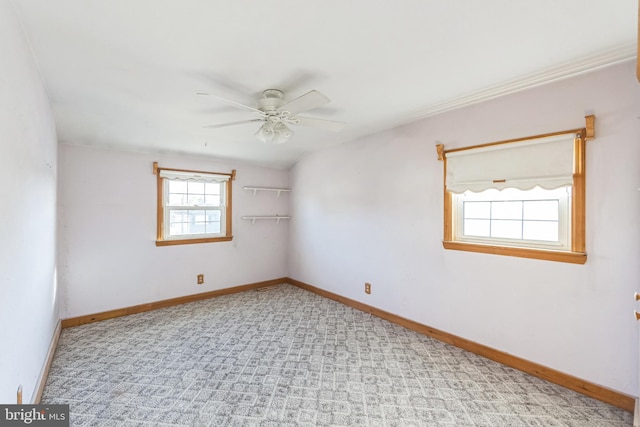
<box><xmin>258</xmin><ymin>89</ymin><xmax>286</xmax><ymax>114</ymax></box>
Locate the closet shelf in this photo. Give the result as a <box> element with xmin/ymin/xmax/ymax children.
<box><xmin>242</xmin><ymin>215</ymin><xmax>291</xmax><ymax>225</ymax></box>
<box><xmin>243</xmin><ymin>186</ymin><xmax>291</xmax><ymax>197</ymax></box>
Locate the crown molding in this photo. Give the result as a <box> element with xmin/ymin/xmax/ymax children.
<box><xmin>408</xmin><ymin>42</ymin><xmax>637</xmax><ymax>121</ymax></box>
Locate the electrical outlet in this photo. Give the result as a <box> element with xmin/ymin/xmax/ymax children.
<box><xmin>197</xmin><ymin>274</ymin><xmax>204</xmax><ymax>285</ymax></box>
<box><xmin>365</xmin><ymin>282</ymin><xmax>371</xmax><ymax>294</ymax></box>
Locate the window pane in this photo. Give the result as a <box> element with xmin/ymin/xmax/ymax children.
<box><xmin>168</xmin><ymin>180</ymin><xmax>187</xmax><ymax>193</ymax></box>
<box><xmin>523</xmin><ymin>200</ymin><xmax>558</xmax><ymax>221</ymax></box>
<box><xmin>168</xmin><ymin>180</ymin><xmax>219</xmax><ymax>207</ymax></box>
<box><xmin>169</xmin><ymin>210</ymin><xmax>189</xmax><ymax>223</ymax></box>
<box><xmin>523</xmin><ymin>221</ymin><xmax>558</xmax><ymax>242</ymax></box>
<box><xmin>187</xmin><ymin>194</ymin><xmax>205</xmax><ymax>206</ymax></box>
<box><xmin>206</xmin><ymin>221</ymin><xmax>221</xmax><ymax>234</ymax></box>
<box><xmin>207</xmin><ymin>210</ymin><xmax>221</xmax><ymax>221</ymax></box>
<box><xmin>169</xmin><ymin>223</ymin><xmax>183</xmax><ymax>236</ymax></box>
<box><xmin>168</xmin><ymin>194</ymin><xmax>187</xmax><ymax>206</ymax></box>
<box><xmin>187</xmin><ymin>182</ymin><xmax>204</xmax><ymax>194</ymax></box>
<box><xmin>205</xmin><ymin>183</ymin><xmax>220</xmax><ymax>195</ymax></box>
<box><xmin>184</xmin><ymin>222</ymin><xmax>205</xmax><ymax>235</ymax></box>
<box><xmin>492</xmin><ymin>201</ymin><xmax>522</xmax><ymax>220</ymax></box>
<box><xmin>491</xmin><ymin>220</ymin><xmax>522</xmax><ymax>239</ymax></box>
<box><xmin>464</xmin><ymin>219</ymin><xmax>490</xmax><ymax>237</ymax></box>
<box><xmin>204</xmin><ymin>195</ymin><xmax>221</xmax><ymax>206</ymax></box>
<box><xmin>189</xmin><ymin>210</ymin><xmax>207</xmax><ymax>223</ymax></box>
<box><xmin>464</xmin><ymin>201</ymin><xmax>490</xmax><ymax>219</ymax></box>
<box><xmin>185</xmin><ymin>209</ymin><xmax>202</xmax><ymax>235</ymax></box>
<box><xmin>168</xmin><ymin>208</ymin><xmax>222</xmax><ymax>237</ymax></box>
<box><xmin>452</xmin><ymin>184</ymin><xmax>571</xmax><ymax>251</ymax></box>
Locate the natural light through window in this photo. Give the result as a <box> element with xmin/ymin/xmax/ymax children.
<box><xmin>454</xmin><ymin>186</ymin><xmax>570</xmax><ymax>250</ymax></box>
<box><xmin>166</xmin><ymin>180</ymin><xmax>224</xmax><ymax>237</ymax></box>
<box><xmin>154</xmin><ymin>163</ymin><xmax>234</xmax><ymax>246</ymax></box>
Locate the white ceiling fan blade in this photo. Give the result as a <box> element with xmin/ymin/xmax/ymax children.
<box><xmin>203</xmin><ymin>118</ymin><xmax>264</xmax><ymax>129</ymax></box>
<box><xmin>279</xmin><ymin>90</ymin><xmax>330</xmax><ymax>116</ymax></box>
<box><xmin>197</xmin><ymin>92</ymin><xmax>263</xmax><ymax>114</ymax></box>
<box><xmin>290</xmin><ymin>116</ymin><xmax>346</xmax><ymax>132</ymax></box>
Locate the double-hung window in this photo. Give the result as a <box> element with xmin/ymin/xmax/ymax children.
<box><xmin>154</xmin><ymin>163</ymin><xmax>235</xmax><ymax>246</ymax></box>
<box><xmin>438</xmin><ymin>116</ymin><xmax>593</xmax><ymax>264</ymax></box>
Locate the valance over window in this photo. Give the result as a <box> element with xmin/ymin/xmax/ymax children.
<box><xmin>158</xmin><ymin>169</ymin><xmax>231</xmax><ymax>183</ymax></box>
<box><xmin>445</xmin><ymin>133</ymin><xmax>576</xmax><ymax>194</ymax></box>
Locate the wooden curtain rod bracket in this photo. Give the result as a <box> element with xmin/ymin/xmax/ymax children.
<box><xmin>584</xmin><ymin>115</ymin><xmax>595</xmax><ymax>141</ymax></box>
<box><xmin>436</xmin><ymin>144</ymin><xmax>445</xmax><ymax>161</ymax></box>
<box><xmin>231</xmin><ymin>169</ymin><xmax>237</xmax><ymax>181</ymax></box>
<box><xmin>153</xmin><ymin>161</ymin><xmax>158</xmax><ymax>175</ymax></box>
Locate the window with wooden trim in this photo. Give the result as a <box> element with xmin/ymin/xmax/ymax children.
<box><xmin>437</xmin><ymin>116</ymin><xmax>594</xmax><ymax>264</ymax></box>
<box><xmin>154</xmin><ymin>162</ymin><xmax>235</xmax><ymax>246</ymax></box>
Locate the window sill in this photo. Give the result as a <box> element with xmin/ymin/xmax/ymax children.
<box><xmin>156</xmin><ymin>236</ymin><xmax>233</xmax><ymax>246</ymax></box>
<box><xmin>442</xmin><ymin>241</ymin><xmax>587</xmax><ymax>264</ymax></box>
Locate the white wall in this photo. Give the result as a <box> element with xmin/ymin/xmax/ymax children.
<box><xmin>289</xmin><ymin>61</ymin><xmax>640</xmax><ymax>396</ymax></box>
<box><xmin>58</xmin><ymin>145</ymin><xmax>289</xmax><ymax>318</ymax></box>
<box><xmin>0</xmin><ymin>0</ymin><xmax>59</xmax><ymax>404</ymax></box>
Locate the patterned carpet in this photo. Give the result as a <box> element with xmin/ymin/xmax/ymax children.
<box><xmin>42</xmin><ymin>284</ymin><xmax>633</xmax><ymax>426</ymax></box>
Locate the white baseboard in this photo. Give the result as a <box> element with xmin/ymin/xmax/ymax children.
<box><xmin>31</xmin><ymin>320</ymin><xmax>61</xmax><ymax>403</ymax></box>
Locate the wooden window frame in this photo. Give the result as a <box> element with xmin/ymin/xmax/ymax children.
<box><xmin>153</xmin><ymin>162</ymin><xmax>235</xmax><ymax>246</ymax></box>
<box><xmin>437</xmin><ymin>116</ymin><xmax>594</xmax><ymax>264</ymax></box>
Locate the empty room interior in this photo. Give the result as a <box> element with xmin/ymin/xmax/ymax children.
<box><xmin>2</xmin><ymin>0</ymin><xmax>640</xmax><ymax>425</ymax></box>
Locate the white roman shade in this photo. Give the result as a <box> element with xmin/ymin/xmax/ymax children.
<box><xmin>158</xmin><ymin>169</ymin><xmax>230</xmax><ymax>183</ymax></box>
<box><xmin>445</xmin><ymin>133</ymin><xmax>576</xmax><ymax>193</ymax></box>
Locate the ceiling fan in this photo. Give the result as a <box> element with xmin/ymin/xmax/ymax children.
<box><xmin>197</xmin><ymin>89</ymin><xmax>346</xmax><ymax>144</ymax></box>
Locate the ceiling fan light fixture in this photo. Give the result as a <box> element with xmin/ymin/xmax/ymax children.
<box><xmin>273</xmin><ymin>122</ymin><xmax>293</xmax><ymax>144</ymax></box>
<box><xmin>256</xmin><ymin>121</ymin><xmax>293</xmax><ymax>144</ymax></box>
<box><xmin>256</xmin><ymin>122</ymin><xmax>274</xmax><ymax>143</ymax></box>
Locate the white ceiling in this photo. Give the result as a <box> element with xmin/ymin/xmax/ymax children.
<box><xmin>12</xmin><ymin>0</ymin><xmax>637</xmax><ymax>169</ymax></box>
